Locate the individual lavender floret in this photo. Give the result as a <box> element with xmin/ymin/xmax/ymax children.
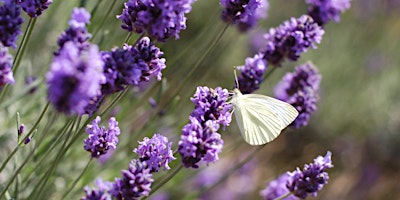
<box><xmin>0</xmin><ymin>0</ymin><xmax>24</xmax><ymax>48</ymax></box>
<box><xmin>178</xmin><ymin>86</ymin><xmax>231</xmax><ymax>168</ymax></box>
<box><xmin>17</xmin><ymin>0</ymin><xmax>52</xmax><ymax>18</ymax></box>
<box><xmin>0</xmin><ymin>45</ymin><xmax>14</xmax><ymax>87</ymax></box>
<box><xmin>84</xmin><ymin>116</ymin><xmax>120</xmax><ymax>158</ymax></box>
<box><xmin>306</xmin><ymin>0</ymin><xmax>351</xmax><ymax>26</ymax></box>
<box><xmin>133</xmin><ymin>134</ymin><xmax>175</xmax><ymax>173</ymax></box>
<box><xmin>220</xmin><ymin>0</ymin><xmax>269</xmax><ymax>32</ymax></box>
<box><xmin>260</xmin><ymin>174</ymin><xmax>299</xmax><ymax>200</ymax></box>
<box><xmin>117</xmin><ymin>0</ymin><xmax>195</xmax><ymax>42</ymax></box>
<box><xmin>263</xmin><ymin>15</ymin><xmax>324</xmax><ymax>66</ymax></box>
<box><xmin>236</xmin><ymin>53</ymin><xmax>267</xmax><ymax>94</ymax></box>
<box><xmin>82</xmin><ymin>179</ymin><xmax>113</xmax><ymax>200</ymax></box>
<box><xmin>274</xmin><ymin>62</ymin><xmax>321</xmax><ymax>128</ymax></box>
<box><xmin>110</xmin><ymin>159</ymin><xmax>154</xmax><ymax>200</ymax></box>
<box><xmin>286</xmin><ymin>151</ymin><xmax>333</xmax><ymax>199</ymax></box>
<box><xmin>46</xmin><ymin>42</ymin><xmax>106</xmax><ymax>115</ymax></box>
<box><xmin>57</xmin><ymin>7</ymin><xmax>91</xmax><ymax>54</ymax></box>
<box><xmin>101</xmin><ymin>37</ymin><xmax>166</xmax><ymax>94</ymax></box>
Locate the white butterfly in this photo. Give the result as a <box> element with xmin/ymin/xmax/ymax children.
<box><xmin>231</xmin><ymin>88</ymin><xmax>299</xmax><ymax>145</ymax></box>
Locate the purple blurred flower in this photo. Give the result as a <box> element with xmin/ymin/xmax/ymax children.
<box><xmin>57</xmin><ymin>7</ymin><xmax>91</xmax><ymax>54</ymax></box>
<box><xmin>17</xmin><ymin>0</ymin><xmax>52</xmax><ymax>18</ymax></box>
<box><xmin>287</xmin><ymin>151</ymin><xmax>333</xmax><ymax>199</ymax></box>
<box><xmin>274</xmin><ymin>62</ymin><xmax>321</xmax><ymax>128</ymax></box>
<box><xmin>117</xmin><ymin>0</ymin><xmax>195</xmax><ymax>42</ymax></box>
<box><xmin>0</xmin><ymin>45</ymin><xmax>14</xmax><ymax>87</ymax></box>
<box><xmin>133</xmin><ymin>134</ymin><xmax>175</xmax><ymax>172</ymax></box>
<box><xmin>84</xmin><ymin>116</ymin><xmax>120</xmax><ymax>158</ymax></box>
<box><xmin>82</xmin><ymin>179</ymin><xmax>113</xmax><ymax>200</ymax></box>
<box><xmin>0</xmin><ymin>0</ymin><xmax>24</xmax><ymax>48</ymax></box>
<box><xmin>263</xmin><ymin>15</ymin><xmax>324</xmax><ymax>66</ymax></box>
<box><xmin>110</xmin><ymin>159</ymin><xmax>154</xmax><ymax>199</ymax></box>
<box><xmin>260</xmin><ymin>174</ymin><xmax>299</xmax><ymax>200</ymax></box>
<box><xmin>220</xmin><ymin>0</ymin><xmax>269</xmax><ymax>32</ymax></box>
<box><xmin>236</xmin><ymin>53</ymin><xmax>267</xmax><ymax>94</ymax></box>
<box><xmin>46</xmin><ymin>42</ymin><xmax>105</xmax><ymax>115</ymax></box>
<box><xmin>178</xmin><ymin>86</ymin><xmax>232</xmax><ymax>168</ymax></box>
<box><xmin>101</xmin><ymin>37</ymin><xmax>166</xmax><ymax>94</ymax></box>
<box><xmin>306</xmin><ymin>0</ymin><xmax>351</xmax><ymax>26</ymax></box>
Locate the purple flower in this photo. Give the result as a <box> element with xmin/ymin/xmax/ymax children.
<box><xmin>306</xmin><ymin>0</ymin><xmax>351</xmax><ymax>26</ymax></box>
<box><xmin>220</xmin><ymin>0</ymin><xmax>269</xmax><ymax>32</ymax></box>
<box><xmin>133</xmin><ymin>134</ymin><xmax>175</xmax><ymax>173</ymax></box>
<box><xmin>178</xmin><ymin>86</ymin><xmax>232</xmax><ymax>168</ymax></box>
<box><xmin>101</xmin><ymin>37</ymin><xmax>166</xmax><ymax>94</ymax></box>
<box><xmin>286</xmin><ymin>151</ymin><xmax>333</xmax><ymax>199</ymax></box>
<box><xmin>57</xmin><ymin>7</ymin><xmax>91</xmax><ymax>54</ymax></box>
<box><xmin>263</xmin><ymin>15</ymin><xmax>324</xmax><ymax>66</ymax></box>
<box><xmin>236</xmin><ymin>53</ymin><xmax>267</xmax><ymax>94</ymax></box>
<box><xmin>84</xmin><ymin>116</ymin><xmax>120</xmax><ymax>158</ymax></box>
<box><xmin>117</xmin><ymin>0</ymin><xmax>195</xmax><ymax>42</ymax></box>
<box><xmin>0</xmin><ymin>45</ymin><xmax>14</xmax><ymax>87</ymax></box>
<box><xmin>260</xmin><ymin>174</ymin><xmax>299</xmax><ymax>200</ymax></box>
<box><xmin>82</xmin><ymin>179</ymin><xmax>113</xmax><ymax>200</ymax></box>
<box><xmin>0</xmin><ymin>0</ymin><xmax>24</xmax><ymax>48</ymax></box>
<box><xmin>17</xmin><ymin>0</ymin><xmax>52</xmax><ymax>18</ymax></box>
<box><xmin>46</xmin><ymin>42</ymin><xmax>106</xmax><ymax>115</ymax></box>
<box><xmin>110</xmin><ymin>159</ymin><xmax>154</xmax><ymax>200</ymax></box>
<box><xmin>274</xmin><ymin>62</ymin><xmax>321</xmax><ymax>128</ymax></box>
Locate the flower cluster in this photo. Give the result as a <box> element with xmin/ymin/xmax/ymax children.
<box><xmin>306</xmin><ymin>0</ymin><xmax>351</xmax><ymax>26</ymax></box>
<box><xmin>46</xmin><ymin>42</ymin><xmax>105</xmax><ymax>115</ymax></box>
<box><xmin>133</xmin><ymin>133</ymin><xmax>175</xmax><ymax>173</ymax></box>
<box><xmin>260</xmin><ymin>152</ymin><xmax>332</xmax><ymax>199</ymax></box>
<box><xmin>0</xmin><ymin>45</ymin><xmax>14</xmax><ymax>87</ymax></box>
<box><xmin>17</xmin><ymin>0</ymin><xmax>53</xmax><ymax>18</ymax></box>
<box><xmin>178</xmin><ymin>86</ymin><xmax>232</xmax><ymax>168</ymax></box>
<box><xmin>0</xmin><ymin>0</ymin><xmax>24</xmax><ymax>48</ymax></box>
<box><xmin>111</xmin><ymin>160</ymin><xmax>154</xmax><ymax>200</ymax></box>
<box><xmin>274</xmin><ymin>62</ymin><xmax>321</xmax><ymax>128</ymax></box>
<box><xmin>287</xmin><ymin>151</ymin><xmax>333</xmax><ymax>198</ymax></box>
<box><xmin>57</xmin><ymin>7</ymin><xmax>91</xmax><ymax>55</ymax></box>
<box><xmin>235</xmin><ymin>53</ymin><xmax>267</xmax><ymax>94</ymax></box>
<box><xmin>117</xmin><ymin>0</ymin><xmax>196</xmax><ymax>42</ymax></box>
<box><xmin>101</xmin><ymin>37</ymin><xmax>166</xmax><ymax>94</ymax></box>
<box><xmin>84</xmin><ymin>116</ymin><xmax>120</xmax><ymax>158</ymax></box>
<box><xmin>220</xmin><ymin>0</ymin><xmax>269</xmax><ymax>32</ymax></box>
<box><xmin>82</xmin><ymin>179</ymin><xmax>113</xmax><ymax>200</ymax></box>
<box><xmin>263</xmin><ymin>15</ymin><xmax>324</xmax><ymax>66</ymax></box>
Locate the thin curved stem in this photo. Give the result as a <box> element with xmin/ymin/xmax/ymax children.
<box><xmin>12</xmin><ymin>17</ymin><xmax>37</xmax><ymax>74</ymax></box>
<box><xmin>148</xmin><ymin>164</ymin><xmax>183</xmax><ymax>197</ymax></box>
<box><xmin>275</xmin><ymin>192</ymin><xmax>292</xmax><ymax>200</ymax></box>
<box><xmin>62</xmin><ymin>158</ymin><xmax>93</xmax><ymax>199</ymax></box>
<box><xmin>91</xmin><ymin>0</ymin><xmax>117</xmax><ymax>41</ymax></box>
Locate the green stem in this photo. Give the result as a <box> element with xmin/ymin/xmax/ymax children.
<box><xmin>148</xmin><ymin>164</ymin><xmax>184</xmax><ymax>197</ymax></box>
<box><xmin>89</xmin><ymin>0</ymin><xmax>103</xmax><ymax>20</ymax></box>
<box><xmin>12</xmin><ymin>17</ymin><xmax>37</xmax><ymax>75</ymax></box>
<box><xmin>62</xmin><ymin>158</ymin><xmax>93</xmax><ymax>199</ymax></box>
<box><xmin>0</xmin><ymin>146</ymin><xmax>19</xmax><ymax>173</ymax></box>
<box><xmin>274</xmin><ymin>192</ymin><xmax>292</xmax><ymax>200</ymax></box>
<box><xmin>91</xmin><ymin>0</ymin><xmax>117</xmax><ymax>41</ymax></box>
<box><xmin>263</xmin><ymin>67</ymin><xmax>277</xmax><ymax>80</ymax></box>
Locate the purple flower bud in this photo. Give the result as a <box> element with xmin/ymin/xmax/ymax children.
<box><xmin>236</xmin><ymin>53</ymin><xmax>267</xmax><ymax>94</ymax></box>
<box><xmin>17</xmin><ymin>0</ymin><xmax>53</xmax><ymax>18</ymax></box>
<box><xmin>82</xmin><ymin>179</ymin><xmax>113</xmax><ymax>200</ymax></box>
<box><xmin>18</xmin><ymin>124</ymin><xmax>25</xmax><ymax>136</ymax></box>
<box><xmin>0</xmin><ymin>45</ymin><xmax>14</xmax><ymax>87</ymax></box>
<box><xmin>306</xmin><ymin>0</ymin><xmax>351</xmax><ymax>26</ymax></box>
<box><xmin>260</xmin><ymin>174</ymin><xmax>299</xmax><ymax>200</ymax></box>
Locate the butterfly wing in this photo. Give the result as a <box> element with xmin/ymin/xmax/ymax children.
<box><xmin>232</xmin><ymin>90</ymin><xmax>298</xmax><ymax>145</ymax></box>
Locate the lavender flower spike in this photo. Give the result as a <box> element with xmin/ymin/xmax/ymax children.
<box><xmin>286</xmin><ymin>151</ymin><xmax>333</xmax><ymax>199</ymax></box>
<box><xmin>260</xmin><ymin>174</ymin><xmax>299</xmax><ymax>200</ymax></box>
<box><xmin>0</xmin><ymin>0</ymin><xmax>24</xmax><ymax>48</ymax></box>
<box><xmin>110</xmin><ymin>159</ymin><xmax>154</xmax><ymax>200</ymax></box>
<box><xmin>178</xmin><ymin>87</ymin><xmax>232</xmax><ymax>168</ymax></box>
<box><xmin>221</xmin><ymin>0</ymin><xmax>269</xmax><ymax>32</ymax></box>
<box><xmin>84</xmin><ymin>116</ymin><xmax>120</xmax><ymax>158</ymax></box>
<box><xmin>117</xmin><ymin>0</ymin><xmax>196</xmax><ymax>42</ymax></box>
<box><xmin>82</xmin><ymin>179</ymin><xmax>113</xmax><ymax>200</ymax></box>
<box><xmin>263</xmin><ymin>15</ymin><xmax>324</xmax><ymax>66</ymax></box>
<box><xmin>236</xmin><ymin>53</ymin><xmax>267</xmax><ymax>94</ymax></box>
<box><xmin>133</xmin><ymin>134</ymin><xmax>176</xmax><ymax>173</ymax></box>
<box><xmin>46</xmin><ymin>42</ymin><xmax>106</xmax><ymax>115</ymax></box>
<box><xmin>17</xmin><ymin>0</ymin><xmax>53</xmax><ymax>18</ymax></box>
<box><xmin>0</xmin><ymin>45</ymin><xmax>14</xmax><ymax>87</ymax></box>
<box><xmin>274</xmin><ymin>62</ymin><xmax>321</xmax><ymax>128</ymax></box>
<box><xmin>306</xmin><ymin>0</ymin><xmax>351</xmax><ymax>26</ymax></box>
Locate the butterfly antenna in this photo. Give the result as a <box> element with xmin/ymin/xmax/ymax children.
<box><xmin>233</xmin><ymin>67</ymin><xmax>240</xmax><ymax>89</ymax></box>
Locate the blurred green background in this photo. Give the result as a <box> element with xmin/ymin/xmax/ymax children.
<box><xmin>1</xmin><ymin>0</ymin><xmax>400</xmax><ymax>199</ymax></box>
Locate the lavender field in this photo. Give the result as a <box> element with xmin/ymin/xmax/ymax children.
<box><xmin>1</xmin><ymin>0</ymin><xmax>399</xmax><ymax>199</ymax></box>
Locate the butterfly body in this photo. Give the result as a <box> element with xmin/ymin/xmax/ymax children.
<box><xmin>231</xmin><ymin>88</ymin><xmax>299</xmax><ymax>145</ymax></box>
